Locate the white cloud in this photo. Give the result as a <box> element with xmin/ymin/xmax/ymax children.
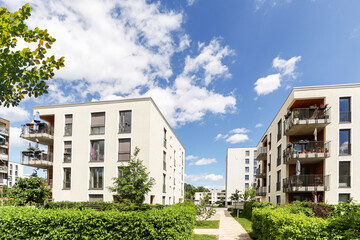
<box><xmin>187</xmin><ymin>0</ymin><xmax>196</xmax><ymax>6</ymax></box>
<box><xmin>215</xmin><ymin>133</ymin><xmax>228</xmax><ymax>141</ymax></box>
<box><xmin>226</xmin><ymin>134</ymin><xmax>249</xmax><ymax>144</ymax></box>
<box><xmin>185</xmin><ymin>155</ymin><xmax>198</xmax><ymax>161</ymax></box>
<box><xmin>4</xmin><ymin>1</ymin><xmax>236</xmax><ymax>128</ymax></box>
<box><xmin>229</xmin><ymin>128</ymin><xmax>250</xmax><ymax>134</ymax></box>
<box><xmin>0</xmin><ymin>107</ymin><xmax>30</xmax><ymax>122</ymax></box>
<box><xmin>350</xmin><ymin>28</ymin><xmax>360</xmax><ymax>39</ymax></box>
<box><xmin>254</xmin><ymin>73</ymin><xmax>281</xmax><ymax>96</ymax></box>
<box><xmin>189</xmin><ymin>158</ymin><xmax>217</xmax><ymax>166</ymax></box>
<box><xmin>186</xmin><ymin>173</ymin><xmax>223</xmax><ymax>182</ymax></box>
<box><xmin>9</xmin><ymin>127</ymin><xmax>27</xmax><ymax>148</ymax></box>
<box><xmin>255</xmin><ymin>123</ymin><xmax>263</xmax><ymax>128</ymax></box>
<box><xmin>273</xmin><ymin>56</ymin><xmax>301</xmax><ymax>77</ymax></box>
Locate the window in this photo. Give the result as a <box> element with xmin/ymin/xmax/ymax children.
<box><xmin>268</xmin><ymin>154</ymin><xmax>271</xmax><ymax>171</ymax></box>
<box><xmin>63</xmin><ymin>168</ymin><xmax>71</xmax><ymax>190</ymax></box>
<box><xmin>245</xmin><ymin>150</ymin><xmax>250</xmax><ymax>156</ymax></box>
<box><xmin>89</xmin><ymin>167</ymin><xmax>104</xmax><ymax>189</ymax></box>
<box><xmin>163</xmin><ymin>174</ymin><xmax>166</xmax><ymax>193</ymax></box>
<box><xmin>181</xmin><ymin>167</ymin><xmax>184</xmax><ymax>181</ymax></box>
<box><xmin>339</xmin><ymin>129</ymin><xmax>351</xmax><ymax>155</ymax></box>
<box><xmin>162</xmin><ymin>196</ymin><xmax>166</xmax><ymax>205</ymax></box>
<box><xmin>64</xmin><ymin>114</ymin><xmax>72</xmax><ymax>136</ymax></box>
<box><xmin>119</xmin><ymin>110</ymin><xmax>131</xmax><ymax>133</ymax></box>
<box><xmin>163</xmin><ymin>128</ymin><xmax>167</xmax><ymax>148</ymax></box>
<box><xmin>245</xmin><ymin>158</ymin><xmax>249</xmax><ymax>164</ymax></box>
<box><xmin>277</xmin><ymin>119</ymin><xmax>282</xmax><ymax>141</ymax></box>
<box><xmin>118</xmin><ymin>166</ymin><xmax>125</xmax><ymax>178</ymax></box>
<box><xmin>339</xmin><ymin>161</ymin><xmax>351</xmax><ymax>187</ymax></box>
<box><xmin>245</xmin><ymin>175</ymin><xmax>249</xmax><ymax>180</ymax></box>
<box><xmin>89</xmin><ymin>194</ymin><xmax>103</xmax><ymax>201</ymax></box>
<box><xmin>90</xmin><ymin>140</ymin><xmax>104</xmax><ymax>162</ymax></box>
<box><xmin>163</xmin><ymin>151</ymin><xmax>166</xmax><ymax>171</ymax></box>
<box><xmin>276</xmin><ymin>195</ymin><xmax>281</xmax><ymax>205</ymax></box>
<box><xmin>245</xmin><ymin>183</ymin><xmax>249</xmax><ymax>189</ymax></box>
<box><xmin>254</xmin><ymin>150</ymin><xmax>257</xmax><ymax>157</ymax></box>
<box><xmin>174</xmin><ymin>151</ymin><xmax>176</xmax><ymax>167</ymax></box>
<box><xmin>339</xmin><ymin>193</ymin><xmax>350</xmax><ymax>203</ymax></box>
<box><xmin>254</xmin><ymin>159</ymin><xmax>257</xmax><ymax>165</ymax></box>
<box><xmin>268</xmin><ymin>196</ymin><xmax>270</xmax><ymax>203</ymax></box>
<box><xmin>182</xmin><ymin>152</ymin><xmax>184</xmax><ymax>165</ymax></box>
<box><xmin>254</xmin><ymin>167</ymin><xmax>257</xmax><ymax>174</ymax></box>
<box><xmin>268</xmin><ymin>175</ymin><xmax>271</xmax><ymax>193</ymax></box>
<box><xmin>64</xmin><ymin>141</ymin><xmax>72</xmax><ymax>163</ymax></box>
<box><xmin>269</xmin><ymin>133</ymin><xmax>272</xmax><ymax>150</ymax></box>
<box><xmin>118</xmin><ymin>138</ymin><xmax>131</xmax><ymax>161</ymax></box>
<box><xmin>276</xmin><ymin>170</ymin><xmax>281</xmax><ymax>191</ymax></box>
<box><xmin>91</xmin><ymin>112</ymin><xmax>105</xmax><ymax>135</ymax></box>
<box><xmin>339</xmin><ymin>97</ymin><xmax>351</xmax><ymax>122</ymax></box>
<box><xmin>277</xmin><ymin>145</ymin><xmax>281</xmax><ymax>166</ymax></box>
<box><xmin>245</xmin><ymin>167</ymin><xmax>249</xmax><ymax>173</ymax></box>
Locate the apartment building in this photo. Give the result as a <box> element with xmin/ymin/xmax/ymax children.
<box><xmin>8</xmin><ymin>162</ymin><xmax>24</xmax><ymax>188</ymax></box>
<box><xmin>255</xmin><ymin>83</ymin><xmax>360</xmax><ymax>205</ymax></box>
<box><xmin>226</xmin><ymin>147</ymin><xmax>257</xmax><ymax>206</ymax></box>
<box><xmin>20</xmin><ymin>98</ymin><xmax>185</xmax><ymax>204</ymax></box>
<box><xmin>0</xmin><ymin>118</ymin><xmax>9</xmax><ymax>189</ymax></box>
<box><xmin>194</xmin><ymin>191</ymin><xmax>226</xmax><ymax>204</ymax></box>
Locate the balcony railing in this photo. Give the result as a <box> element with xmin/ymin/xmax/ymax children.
<box><xmin>0</xmin><ymin>178</ymin><xmax>7</xmax><ymax>185</ymax></box>
<box><xmin>0</xmin><ymin>141</ymin><xmax>9</xmax><ymax>148</ymax></box>
<box><xmin>21</xmin><ymin>123</ymin><xmax>54</xmax><ymax>145</ymax></box>
<box><xmin>276</xmin><ymin>182</ymin><xmax>281</xmax><ymax>191</ymax></box>
<box><xmin>339</xmin><ymin>175</ymin><xmax>351</xmax><ymax>188</ymax></box>
<box><xmin>21</xmin><ymin>152</ymin><xmax>53</xmax><ymax>168</ymax></box>
<box><xmin>0</xmin><ymin>166</ymin><xmax>7</xmax><ymax>173</ymax></box>
<box><xmin>0</xmin><ymin>127</ymin><xmax>9</xmax><ymax>136</ymax></box>
<box><xmin>163</xmin><ymin>184</ymin><xmax>166</xmax><ymax>193</ymax></box>
<box><xmin>256</xmin><ymin>187</ymin><xmax>266</xmax><ymax>196</ymax></box>
<box><xmin>256</xmin><ymin>147</ymin><xmax>267</xmax><ymax>160</ymax></box>
<box><xmin>256</xmin><ymin>167</ymin><xmax>267</xmax><ymax>178</ymax></box>
<box><xmin>284</xmin><ymin>107</ymin><xmax>331</xmax><ymax>135</ymax></box>
<box><xmin>283</xmin><ymin>174</ymin><xmax>329</xmax><ymax>192</ymax></box>
<box><xmin>283</xmin><ymin>141</ymin><xmax>330</xmax><ymax>164</ymax></box>
<box><xmin>0</xmin><ymin>152</ymin><xmax>8</xmax><ymax>160</ymax></box>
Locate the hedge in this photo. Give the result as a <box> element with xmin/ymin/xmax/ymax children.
<box><xmin>243</xmin><ymin>201</ymin><xmax>274</xmax><ymax>218</ymax></box>
<box><xmin>0</xmin><ymin>203</ymin><xmax>197</xmax><ymax>239</ymax></box>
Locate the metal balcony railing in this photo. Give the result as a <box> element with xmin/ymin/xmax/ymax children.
<box><xmin>0</xmin><ymin>166</ymin><xmax>7</xmax><ymax>173</ymax></box>
<box><xmin>256</xmin><ymin>187</ymin><xmax>266</xmax><ymax>196</ymax></box>
<box><xmin>0</xmin><ymin>127</ymin><xmax>9</xmax><ymax>135</ymax></box>
<box><xmin>339</xmin><ymin>175</ymin><xmax>351</xmax><ymax>188</ymax></box>
<box><xmin>284</xmin><ymin>107</ymin><xmax>331</xmax><ymax>134</ymax></box>
<box><xmin>283</xmin><ymin>174</ymin><xmax>330</xmax><ymax>192</ymax></box>
<box><xmin>256</xmin><ymin>146</ymin><xmax>267</xmax><ymax>160</ymax></box>
<box><xmin>22</xmin><ymin>152</ymin><xmax>53</xmax><ymax>163</ymax></box>
<box><xmin>256</xmin><ymin>167</ymin><xmax>267</xmax><ymax>178</ymax></box>
<box><xmin>21</xmin><ymin>123</ymin><xmax>54</xmax><ymax>136</ymax></box>
<box><xmin>283</xmin><ymin>141</ymin><xmax>330</xmax><ymax>164</ymax></box>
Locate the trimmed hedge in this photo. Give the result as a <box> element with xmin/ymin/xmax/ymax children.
<box><xmin>0</xmin><ymin>203</ymin><xmax>196</xmax><ymax>239</ymax></box>
<box><xmin>243</xmin><ymin>201</ymin><xmax>274</xmax><ymax>218</ymax></box>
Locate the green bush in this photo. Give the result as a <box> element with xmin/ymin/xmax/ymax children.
<box><xmin>243</xmin><ymin>201</ymin><xmax>274</xmax><ymax>218</ymax></box>
<box><xmin>0</xmin><ymin>203</ymin><xmax>196</xmax><ymax>239</ymax></box>
<box><xmin>328</xmin><ymin>208</ymin><xmax>360</xmax><ymax>239</ymax></box>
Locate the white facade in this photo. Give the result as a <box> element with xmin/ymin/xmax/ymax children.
<box><xmin>255</xmin><ymin>83</ymin><xmax>360</xmax><ymax>205</ymax></box>
<box><xmin>194</xmin><ymin>191</ymin><xmax>226</xmax><ymax>204</ymax></box>
<box><xmin>7</xmin><ymin>162</ymin><xmax>24</xmax><ymax>188</ymax></box>
<box><xmin>0</xmin><ymin>118</ymin><xmax>9</xmax><ymax>187</ymax></box>
<box><xmin>226</xmin><ymin>147</ymin><xmax>257</xmax><ymax>206</ymax></box>
<box><xmin>21</xmin><ymin>98</ymin><xmax>185</xmax><ymax>204</ymax></box>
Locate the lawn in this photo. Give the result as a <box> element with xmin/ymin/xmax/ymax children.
<box><xmin>194</xmin><ymin>220</ymin><xmax>220</xmax><ymax>229</ymax></box>
<box><xmin>230</xmin><ymin>212</ymin><xmax>254</xmax><ymax>238</ymax></box>
<box><xmin>192</xmin><ymin>234</ymin><xmax>217</xmax><ymax>240</ymax></box>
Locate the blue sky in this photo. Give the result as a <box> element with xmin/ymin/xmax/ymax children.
<box><xmin>1</xmin><ymin>0</ymin><xmax>360</xmax><ymax>188</ymax></box>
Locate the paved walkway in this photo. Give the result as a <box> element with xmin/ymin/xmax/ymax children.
<box><xmin>194</xmin><ymin>208</ymin><xmax>252</xmax><ymax>240</ymax></box>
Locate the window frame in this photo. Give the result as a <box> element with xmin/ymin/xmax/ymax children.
<box><xmin>89</xmin><ymin>167</ymin><xmax>104</xmax><ymax>190</ymax></box>
<box><xmin>119</xmin><ymin>110</ymin><xmax>132</xmax><ymax>133</ymax></box>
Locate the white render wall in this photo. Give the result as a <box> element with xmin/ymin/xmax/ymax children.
<box><xmin>256</xmin><ymin>84</ymin><xmax>360</xmax><ymax>205</ymax></box>
<box><xmin>7</xmin><ymin>162</ymin><xmax>24</xmax><ymax>188</ymax></box>
<box><xmin>33</xmin><ymin>98</ymin><xmax>185</xmax><ymax>204</ymax></box>
<box><xmin>226</xmin><ymin>147</ymin><xmax>257</xmax><ymax>206</ymax></box>
<box><xmin>194</xmin><ymin>191</ymin><xmax>226</xmax><ymax>204</ymax></box>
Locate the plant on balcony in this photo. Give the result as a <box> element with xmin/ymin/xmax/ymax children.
<box><xmin>309</xmin><ymin>105</ymin><xmax>317</xmax><ymax>110</ymax></box>
<box><xmin>293</xmin><ymin>110</ymin><xmax>300</xmax><ymax>119</ymax></box>
<box><xmin>319</xmin><ymin>104</ymin><xmax>328</xmax><ymax>110</ymax></box>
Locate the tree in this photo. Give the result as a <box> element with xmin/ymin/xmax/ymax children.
<box><xmin>109</xmin><ymin>147</ymin><xmax>155</xmax><ymax>204</ymax></box>
<box><xmin>240</xmin><ymin>187</ymin><xmax>256</xmax><ymax>202</ymax></box>
<box><xmin>0</xmin><ymin>4</ymin><xmax>65</xmax><ymax>107</ymax></box>
<box><xmin>184</xmin><ymin>183</ymin><xmax>210</xmax><ymax>200</ymax></box>
<box><xmin>230</xmin><ymin>189</ymin><xmax>241</xmax><ymax>218</ymax></box>
<box><xmin>197</xmin><ymin>197</ymin><xmax>216</xmax><ymax>221</ymax></box>
<box><xmin>8</xmin><ymin>177</ymin><xmax>51</xmax><ymax>206</ymax></box>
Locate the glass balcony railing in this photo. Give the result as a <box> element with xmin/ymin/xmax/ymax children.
<box><xmin>256</xmin><ymin>167</ymin><xmax>267</xmax><ymax>178</ymax></box>
<box><xmin>0</xmin><ymin>127</ymin><xmax>9</xmax><ymax>136</ymax></box>
<box><xmin>0</xmin><ymin>166</ymin><xmax>7</xmax><ymax>173</ymax></box>
<box><xmin>283</xmin><ymin>141</ymin><xmax>330</xmax><ymax>164</ymax></box>
<box><xmin>256</xmin><ymin>187</ymin><xmax>266</xmax><ymax>196</ymax></box>
<box><xmin>256</xmin><ymin>146</ymin><xmax>267</xmax><ymax>160</ymax></box>
<box><xmin>283</xmin><ymin>174</ymin><xmax>330</xmax><ymax>192</ymax></box>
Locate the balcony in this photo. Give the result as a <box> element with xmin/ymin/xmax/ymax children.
<box><xmin>0</xmin><ymin>127</ymin><xmax>9</xmax><ymax>136</ymax></box>
<box><xmin>0</xmin><ymin>141</ymin><xmax>8</xmax><ymax>148</ymax></box>
<box><xmin>284</xmin><ymin>107</ymin><xmax>330</xmax><ymax>136</ymax></box>
<box><xmin>0</xmin><ymin>166</ymin><xmax>7</xmax><ymax>174</ymax></box>
<box><xmin>283</xmin><ymin>174</ymin><xmax>330</xmax><ymax>192</ymax></box>
<box><xmin>256</xmin><ymin>147</ymin><xmax>267</xmax><ymax>160</ymax></box>
<box><xmin>21</xmin><ymin>123</ymin><xmax>54</xmax><ymax>145</ymax></box>
<box><xmin>21</xmin><ymin>151</ymin><xmax>53</xmax><ymax>169</ymax></box>
<box><xmin>0</xmin><ymin>152</ymin><xmax>8</xmax><ymax>161</ymax></box>
<box><xmin>256</xmin><ymin>167</ymin><xmax>267</xmax><ymax>178</ymax></box>
<box><xmin>256</xmin><ymin>187</ymin><xmax>266</xmax><ymax>196</ymax></box>
<box><xmin>283</xmin><ymin>141</ymin><xmax>330</xmax><ymax>164</ymax></box>
<box><xmin>0</xmin><ymin>178</ymin><xmax>7</xmax><ymax>186</ymax></box>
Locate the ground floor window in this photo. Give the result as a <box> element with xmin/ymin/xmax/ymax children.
<box><xmin>89</xmin><ymin>194</ymin><xmax>103</xmax><ymax>201</ymax></box>
<box><xmin>276</xmin><ymin>195</ymin><xmax>281</xmax><ymax>205</ymax></box>
<box><xmin>339</xmin><ymin>193</ymin><xmax>350</xmax><ymax>203</ymax></box>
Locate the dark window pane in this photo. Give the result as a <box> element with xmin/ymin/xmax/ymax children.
<box><xmin>340</xmin><ymin>97</ymin><xmax>351</xmax><ymax>122</ymax></box>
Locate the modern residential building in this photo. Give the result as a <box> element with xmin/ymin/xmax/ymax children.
<box><xmin>20</xmin><ymin>98</ymin><xmax>185</xmax><ymax>204</ymax></box>
<box><xmin>7</xmin><ymin>162</ymin><xmax>24</xmax><ymax>188</ymax></box>
<box><xmin>0</xmin><ymin>118</ymin><xmax>9</xmax><ymax>189</ymax></box>
<box><xmin>194</xmin><ymin>191</ymin><xmax>226</xmax><ymax>204</ymax></box>
<box><xmin>226</xmin><ymin>147</ymin><xmax>257</xmax><ymax>206</ymax></box>
<box><xmin>255</xmin><ymin>83</ymin><xmax>360</xmax><ymax>205</ymax></box>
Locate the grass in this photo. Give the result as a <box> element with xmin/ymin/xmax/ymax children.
<box><xmin>230</xmin><ymin>211</ymin><xmax>255</xmax><ymax>238</ymax></box>
<box><xmin>192</xmin><ymin>234</ymin><xmax>217</xmax><ymax>240</ymax></box>
<box><xmin>194</xmin><ymin>220</ymin><xmax>220</xmax><ymax>229</ymax></box>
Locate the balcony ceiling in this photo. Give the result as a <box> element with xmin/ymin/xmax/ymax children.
<box><xmin>289</xmin><ymin>98</ymin><xmax>325</xmax><ymax>110</ymax></box>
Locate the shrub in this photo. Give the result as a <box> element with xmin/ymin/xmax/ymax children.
<box><xmin>243</xmin><ymin>201</ymin><xmax>274</xmax><ymax>218</ymax></box>
<box><xmin>328</xmin><ymin>208</ymin><xmax>360</xmax><ymax>239</ymax></box>
<box><xmin>0</xmin><ymin>203</ymin><xmax>196</xmax><ymax>239</ymax></box>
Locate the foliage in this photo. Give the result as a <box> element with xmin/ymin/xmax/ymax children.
<box><xmin>197</xmin><ymin>198</ymin><xmax>216</xmax><ymax>221</ymax></box>
<box><xmin>203</xmin><ymin>193</ymin><xmax>210</xmax><ymax>204</ymax></box>
<box><xmin>328</xmin><ymin>208</ymin><xmax>360</xmax><ymax>239</ymax></box>
<box><xmin>0</xmin><ymin>4</ymin><xmax>65</xmax><ymax>107</ymax></box>
<box><xmin>0</xmin><ymin>203</ymin><xmax>197</xmax><ymax>239</ymax></box>
<box><xmin>230</xmin><ymin>189</ymin><xmax>241</xmax><ymax>207</ymax></box>
<box><xmin>194</xmin><ymin>220</ymin><xmax>219</xmax><ymax>229</ymax></box>
<box><xmin>8</xmin><ymin>177</ymin><xmax>51</xmax><ymax>206</ymax></box>
<box><xmin>184</xmin><ymin>183</ymin><xmax>209</xmax><ymax>200</ymax></box>
<box><xmin>243</xmin><ymin>201</ymin><xmax>274</xmax><ymax>218</ymax></box>
<box><xmin>192</xmin><ymin>234</ymin><xmax>217</xmax><ymax>240</ymax></box>
<box><xmin>240</xmin><ymin>187</ymin><xmax>256</xmax><ymax>202</ymax></box>
<box><xmin>108</xmin><ymin>147</ymin><xmax>155</xmax><ymax>204</ymax></box>
<box><xmin>0</xmin><ymin>185</ymin><xmax>9</xmax><ymax>197</ymax></box>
